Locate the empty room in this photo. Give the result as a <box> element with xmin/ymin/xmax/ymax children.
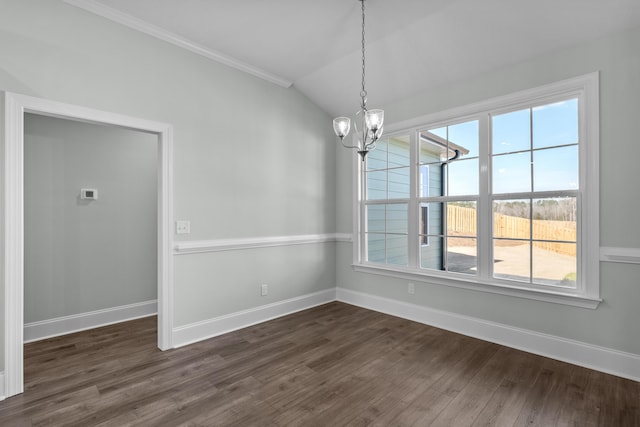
<box><xmin>0</xmin><ymin>0</ymin><xmax>639</xmax><ymax>425</ymax></box>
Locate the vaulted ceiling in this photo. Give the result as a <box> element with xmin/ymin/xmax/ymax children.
<box><xmin>66</xmin><ymin>0</ymin><xmax>640</xmax><ymax>117</ymax></box>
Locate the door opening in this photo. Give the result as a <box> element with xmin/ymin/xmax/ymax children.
<box><xmin>23</xmin><ymin>113</ymin><xmax>158</xmax><ymax>345</ymax></box>
<box><xmin>2</xmin><ymin>92</ymin><xmax>174</xmax><ymax>399</ymax></box>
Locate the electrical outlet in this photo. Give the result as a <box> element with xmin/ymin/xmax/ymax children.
<box><xmin>408</xmin><ymin>283</ymin><xmax>415</xmax><ymax>294</ymax></box>
<box><xmin>176</xmin><ymin>220</ymin><xmax>191</xmax><ymax>234</ymax></box>
<box><xmin>261</xmin><ymin>284</ymin><xmax>268</xmax><ymax>296</ymax></box>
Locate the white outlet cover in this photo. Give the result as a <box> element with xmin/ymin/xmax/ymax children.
<box><xmin>176</xmin><ymin>220</ymin><xmax>191</xmax><ymax>234</ymax></box>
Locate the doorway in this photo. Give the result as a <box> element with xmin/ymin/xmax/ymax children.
<box><xmin>23</xmin><ymin>113</ymin><xmax>158</xmax><ymax>343</ymax></box>
<box><xmin>2</xmin><ymin>92</ymin><xmax>174</xmax><ymax>399</ymax></box>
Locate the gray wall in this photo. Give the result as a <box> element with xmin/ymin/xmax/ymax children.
<box><xmin>5</xmin><ymin>0</ymin><xmax>637</xmax><ymax>379</ymax></box>
<box><xmin>24</xmin><ymin>114</ymin><xmax>157</xmax><ymax>323</ymax></box>
<box><xmin>336</xmin><ymin>25</ymin><xmax>640</xmax><ymax>356</ymax></box>
<box><xmin>0</xmin><ymin>93</ymin><xmax>5</xmax><ymax>356</ymax></box>
<box><xmin>0</xmin><ymin>0</ymin><xmax>336</xmax><ymax>371</ymax></box>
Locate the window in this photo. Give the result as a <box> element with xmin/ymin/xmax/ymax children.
<box><xmin>419</xmin><ymin>120</ymin><xmax>479</xmax><ymax>275</ymax></box>
<box><xmin>364</xmin><ymin>135</ymin><xmax>410</xmax><ymax>266</ymax></box>
<box><xmin>355</xmin><ymin>74</ymin><xmax>600</xmax><ymax>307</ymax></box>
<box><xmin>491</xmin><ymin>101</ymin><xmax>578</xmax><ymax>286</ymax></box>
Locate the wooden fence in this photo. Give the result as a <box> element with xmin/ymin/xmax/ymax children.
<box><xmin>447</xmin><ymin>205</ymin><xmax>576</xmax><ymax>256</ymax></box>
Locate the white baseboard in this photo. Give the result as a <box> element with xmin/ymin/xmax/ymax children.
<box><xmin>0</xmin><ymin>371</ymin><xmax>5</xmax><ymax>401</ymax></box>
<box><xmin>24</xmin><ymin>300</ymin><xmax>158</xmax><ymax>343</ymax></box>
<box><xmin>172</xmin><ymin>288</ymin><xmax>336</xmax><ymax>348</ymax></box>
<box><xmin>14</xmin><ymin>287</ymin><xmax>639</xmax><ymax>391</ymax></box>
<box><xmin>336</xmin><ymin>288</ymin><xmax>640</xmax><ymax>382</ymax></box>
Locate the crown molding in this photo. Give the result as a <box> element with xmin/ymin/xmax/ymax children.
<box><xmin>63</xmin><ymin>0</ymin><xmax>293</xmax><ymax>88</ymax></box>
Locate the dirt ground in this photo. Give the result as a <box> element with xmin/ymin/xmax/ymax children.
<box><xmin>449</xmin><ymin>243</ymin><xmax>576</xmax><ymax>283</ymax></box>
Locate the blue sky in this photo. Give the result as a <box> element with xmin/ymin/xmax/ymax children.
<box><xmin>424</xmin><ymin>98</ymin><xmax>579</xmax><ymax>196</ymax></box>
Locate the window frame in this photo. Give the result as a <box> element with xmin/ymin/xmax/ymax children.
<box><xmin>420</xmin><ymin>204</ymin><xmax>429</xmax><ymax>247</ymax></box>
<box><xmin>351</xmin><ymin>73</ymin><xmax>600</xmax><ymax>308</ymax></box>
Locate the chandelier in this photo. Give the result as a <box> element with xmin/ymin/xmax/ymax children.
<box><xmin>332</xmin><ymin>0</ymin><xmax>384</xmax><ymax>161</ymax></box>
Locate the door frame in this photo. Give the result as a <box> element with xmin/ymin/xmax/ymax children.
<box><xmin>2</xmin><ymin>91</ymin><xmax>174</xmax><ymax>398</ymax></box>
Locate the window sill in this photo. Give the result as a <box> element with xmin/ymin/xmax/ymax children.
<box><xmin>352</xmin><ymin>263</ymin><xmax>602</xmax><ymax>309</ymax></box>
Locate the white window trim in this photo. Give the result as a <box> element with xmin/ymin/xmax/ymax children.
<box><xmin>351</xmin><ymin>73</ymin><xmax>601</xmax><ymax>309</ymax></box>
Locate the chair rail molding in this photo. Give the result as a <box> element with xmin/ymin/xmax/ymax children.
<box><xmin>600</xmin><ymin>246</ymin><xmax>640</xmax><ymax>264</ymax></box>
<box><xmin>174</xmin><ymin>233</ymin><xmax>351</xmax><ymax>255</ymax></box>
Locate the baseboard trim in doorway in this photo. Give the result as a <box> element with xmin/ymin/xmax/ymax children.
<box><xmin>172</xmin><ymin>288</ymin><xmax>336</xmax><ymax>348</ymax></box>
<box><xmin>24</xmin><ymin>300</ymin><xmax>158</xmax><ymax>343</ymax></box>
<box><xmin>0</xmin><ymin>372</ymin><xmax>5</xmax><ymax>401</ymax></box>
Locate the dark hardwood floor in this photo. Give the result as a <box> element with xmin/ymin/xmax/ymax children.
<box><xmin>0</xmin><ymin>302</ymin><xmax>638</xmax><ymax>426</ymax></box>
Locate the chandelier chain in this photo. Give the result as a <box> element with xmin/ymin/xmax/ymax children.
<box><xmin>332</xmin><ymin>0</ymin><xmax>383</xmax><ymax>161</ymax></box>
<box><xmin>360</xmin><ymin>0</ymin><xmax>367</xmax><ymax>109</ymax></box>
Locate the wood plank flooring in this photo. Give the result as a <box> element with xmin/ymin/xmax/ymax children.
<box><xmin>0</xmin><ymin>302</ymin><xmax>638</xmax><ymax>426</ymax></box>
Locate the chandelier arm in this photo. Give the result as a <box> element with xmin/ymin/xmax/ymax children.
<box><xmin>340</xmin><ymin>140</ymin><xmax>361</xmax><ymax>150</ymax></box>
<box><xmin>353</xmin><ymin>112</ymin><xmax>371</xmax><ymax>151</ymax></box>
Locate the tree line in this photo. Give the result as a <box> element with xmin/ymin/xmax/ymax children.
<box><xmin>492</xmin><ymin>198</ymin><xmax>576</xmax><ymax>221</ymax></box>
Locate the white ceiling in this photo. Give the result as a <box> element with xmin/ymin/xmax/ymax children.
<box><xmin>67</xmin><ymin>0</ymin><xmax>640</xmax><ymax>117</ymax></box>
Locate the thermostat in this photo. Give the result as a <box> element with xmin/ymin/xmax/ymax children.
<box><xmin>80</xmin><ymin>188</ymin><xmax>98</xmax><ymax>200</ymax></box>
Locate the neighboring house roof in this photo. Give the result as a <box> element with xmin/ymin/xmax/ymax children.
<box><xmin>420</xmin><ymin>131</ymin><xmax>470</xmax><ymax>157</ymax></box>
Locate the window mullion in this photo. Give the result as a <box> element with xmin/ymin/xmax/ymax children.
<box><xmin>477</xmin><ymin>114</ymin><xmax>492</xmax><ymax>281</ymax></box>
<box><xmin>407</xmin><ymin>131</ymin><xmax>419</xmax><ymax>268</ymax></box>
<box><xmin>529</xmin><ymin>108</ymin><xmax>534</xmax><ymax>283</ymax></box>
<box><xmin>356</xmin><ymin>151</ymin><xmax>365</xmax><ymax>264</ymax></box>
